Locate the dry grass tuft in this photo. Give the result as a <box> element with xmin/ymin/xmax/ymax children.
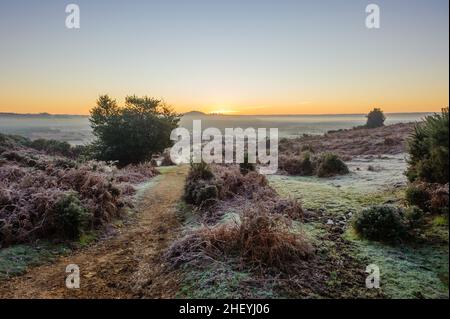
<box><xmin>166</xmin><ymin>205</ymin><xmax>312</xmax><ymax>272</ymax></box>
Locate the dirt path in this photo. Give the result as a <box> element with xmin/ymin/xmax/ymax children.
<box><xmin>0</xmin><ymin>166</ymin><xmax>188</xmax><ymax>299</ymax></box>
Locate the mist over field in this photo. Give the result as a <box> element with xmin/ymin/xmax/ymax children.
<box><xmin>0</xmin><ymin>112</ymin><xmax>431</xmax><ymax>145</ymax></box>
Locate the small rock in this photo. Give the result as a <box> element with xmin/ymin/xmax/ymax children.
<box><xmin>326</xmin><ymin>219</ymin><xmax>334</xmax><ymax>225</ymax></box>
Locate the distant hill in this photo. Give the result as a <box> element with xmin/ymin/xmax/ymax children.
<box><xmin>182</xmin><ymin>111</ymin><xmax>207</xmax><ymax>116</ymax></box>
<box><xmin>0</xmin><ymin>112</ymin><xmax>88</xmax><ymax>118</ymax></box>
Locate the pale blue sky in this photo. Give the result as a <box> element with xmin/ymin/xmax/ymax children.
<box><xmin>0</xmin><ymin>0</ymin><xmax>448</xmax><ymax>114</ymax></box>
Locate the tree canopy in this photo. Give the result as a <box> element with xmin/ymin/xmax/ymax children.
<box><xmin>365</xmin><ymin>108</ymin><xmax>386</xmax><ymax>128</ymax></box>
<box><xmin>89</xmin><ymin>95</ymin><xmax>179</xmax><ymax>166</ymax></box>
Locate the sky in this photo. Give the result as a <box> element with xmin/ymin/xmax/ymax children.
<box><xmin>0</xmin><ymin>0</ymin><xmax>448</xmax><ymax>115</ymax></box>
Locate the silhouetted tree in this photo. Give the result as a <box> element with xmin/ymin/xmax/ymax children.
<box><xmin>366</xmin><ymin>108</ymin><xmax>386</xmax><ymax>128</ymax></box>
<box><xmin>89</xmin><ymin>95</ymin><xmax>179</xmax><ymax>166</ymax></box>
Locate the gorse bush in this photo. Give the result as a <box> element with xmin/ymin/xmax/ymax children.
<box><xmin>29</xmin><ymin>139</ymin><xmax>74</xmax><ymax>158</ymax></box>
<box><xmin>278</xmin><ymin>151</ymin><xmax>315</xmax><ymax>176</ymax></box>
<box><xmin>405</xmin><ymin>184</ymin><xmax>430</xmax><ymax>212</ymax></box>
<box><xmin>405</xmin><ymin>108</ymin><xmax>449</xmax><ymax>216</ymax></box>
<box><xmin>185</xmin><ymin>179</ymin><xmax>219</xmax><ymax>206</ymax></box>
<box><xmin>89</xmin><ymin>95</ymin><xmax>179</xmax><ymax>166</ymax></box>
<box><xmin>52</xmin><ymin>192</ymin><xmax>91</xmax><ymax>239</ymax></box>
<box><xmin>316</xmin><ymin>153</ymin><xmax>349</xmax><ymax>177</ymax></box>
<box><xmin>406</xmin><ymin>108</ymin><xmax>449</xmax><ymax>184</ymax></box>
<box><xmin>300</xmin><ymin>152</ymin><xmax>315</xmax><ymax>176</ymax></box>
<box><xmin>353</xmin><ymin>205</ymin><xmax>407</xmax><ymax>243</ymax></box>
<box><xmin>188</xmin><ymin>160</ymin><xmax>214</xmax><ymax>180</ymax></box>
<box><xmin>353</xmin><ymin>205</ymin><xmax>427</xmax><ymax>243</ymax></box>
<box><xmin>279</xmin><ymin>151</ymin><xmax>348</xmax><ymax>177</ymax></box>
<box><xmin>184</xmin><ymin>161</ymin><xmax>218</xmax><ymax>206</ymax></box>
<box><xmin>365</xmin><ymin>108</ymin><xmax>386</xmax><ymax>128</ymax></box>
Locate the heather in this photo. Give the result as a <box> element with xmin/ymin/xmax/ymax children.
<box><xmin>279</xmin><ymin>122</ymin><xmax>414</xmax><ymax>160</ymax></box>
<box><xmin>0</xmin><ymin>133</ymin><xmax>158</xmax><ymax>246</ymax></box>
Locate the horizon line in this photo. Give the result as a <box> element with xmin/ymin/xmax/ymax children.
<box><xmin>0</xmin><ymin>110</ymin><xmax>438</xmax><ymax>117</ymax></box>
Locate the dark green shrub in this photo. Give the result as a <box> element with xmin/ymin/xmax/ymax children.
<box><xmin>89</xmin><ymin>95</ymin><xmax>180</xmax><ymax>166</ymax></box>
<box><xmin>317</xmin><ymin>153</ymin><xmax>349</xmax><ymax>177</ymax></box>
<box><xmin>405</xmin><ymin>185</ymin><xmax>430</xmax><ymax>212</ymax></box>
<box><xmin>406</xmin><ymin>108</ymin><xmax>449</xmax><ymax>184</ymax></box>
<box><xmin>300</xmin><ymin>152</ymin><xmax>314</xmax><ymax>175</ymax></box>
<box><xmin>30</xmin><ymin>139</ymin><xmax>71</xmax><ymax>156</ymax></box>
<box><xmin>278</xmin><ymin>152</ymin><xmax>315</xmax><ymax>176</ymax></box>
<box><xmin>365</xmin><ymin>108</ymin><xmax>386</xmax><ymax>128</ymax></box>
<box><xmin>188</xmin><ymin>161</ymin><xmax>214</xmax><ymax>180</ymax></box>
<box><xmin>52</xmin><ymin>193</ymin><xmax>91</xmax><ymax>239</ymax></box>
<box><xmin>353</xmin><ymin>205</ymin><xmax>407</xmax><ymax>243</ymax></box>
<box><xmin>184</xmin><ymin>161</ymin><xmax>218</xmax><ymax>206</ymax></box>
<box><xmin>184</xmin><ymin>179</ymin><xmax>219</xmax><ymax>206</ymax></box>
<box><xmin>29</xmin><ymin>139</ymin><xmax>84</xmax><ymax>158</ymax></box>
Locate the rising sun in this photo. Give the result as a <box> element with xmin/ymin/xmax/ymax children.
<box><xmin>209</xmin><ymin>107</ymin><xmax>236</xmax><ymax>115</ymax></box>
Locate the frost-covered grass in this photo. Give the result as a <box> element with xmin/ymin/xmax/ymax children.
<box><xmin>270</xmin><ymin>155</ymin><xmax>408</xmax><ymax>216</ymax></box>
<box><xmin>270</xmin><ymin>177</ymin><xmax>403</xmax><ymax>217</ymax></box>
<box><xmin>0</xmin><ymin>242</ymin><xmax>70</xmax><ymax>280</ymax></box>
<box><xmin>345</xmin><ymin>229</ymin><xmax>448</xmax><ymax>299</ymax></box>
<box><xmin>269</xmin><ymin>154</ymin><xmax>449</xmax><ymax>299</ymax></box>
<box><xmin>176</xmin><ymin>261</ymin><xmax>276</xmax><ymax>299</ymax></box>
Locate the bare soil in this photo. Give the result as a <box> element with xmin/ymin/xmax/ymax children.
<box><xmin>0</xmin><ymin>166</ymin><xmax>188</xmax><ymax>299</ymax></box>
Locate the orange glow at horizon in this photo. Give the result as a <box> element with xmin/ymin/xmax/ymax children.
<box><xmin>1</xmin><ymin>0</ymin><xmax>448</xmax><ymax>117</ymax></box>
<box><xmin>0</xmin><ymin>98</ymin><xmax>447</xmax><ymax>116</ymax></box>
<box><xmin>0</xmin><ymin>76</ymin><xmax>448</xmax><ymax>116</ymax></box>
